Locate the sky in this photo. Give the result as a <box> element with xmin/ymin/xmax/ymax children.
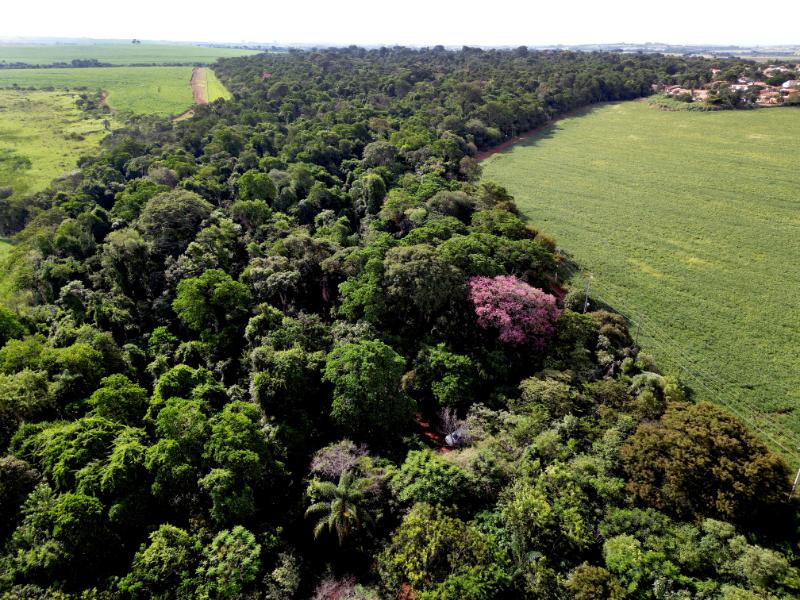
<box><xmin>2</xmin><ymin>0</ymin><xmax>799</xmax><ymax>47</ymax></box>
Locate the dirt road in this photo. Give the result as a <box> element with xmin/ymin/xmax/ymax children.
<box><xmin>190</xmin><ymin>67</ymin><xmax>208</xmax><ymax>106</ymax></box>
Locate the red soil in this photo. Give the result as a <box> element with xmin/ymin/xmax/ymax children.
<box><xmin>190</xmin><ymin>67</ymin><xmax>208</xmax><ymax>106</ymax></box>
<box><xmin>414</xmin><ymin>413</ymin><xmax>450</xmax><ymax>452</ymax></box>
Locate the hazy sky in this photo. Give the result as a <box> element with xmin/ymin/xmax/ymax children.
<box><xmin>2</xmin><ymin>0</ymin><xmax>799</xmax><ymax>46</ymax></box>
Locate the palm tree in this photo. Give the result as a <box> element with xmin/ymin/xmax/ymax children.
<box><xmin>305</xmin><ymin>471</ymin><xmax>375</xmax><ymax>545</ymax></box>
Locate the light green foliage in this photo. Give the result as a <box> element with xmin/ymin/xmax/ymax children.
<box><xmin>149</xmin><ymin>364</ymin><xmax>225</xmax><ymax>417</ymax></box>
<box><xmin>118</xmin><ymin>524</ymin><xmax>199</xmax><ymax>599</ymax></box>
<box><xmin>145</xmin><ymin>398</ymin><xmax>209</xmax><ymax>502</ymax></box>
<box><xmin>323</xmin><ymin>339</ymin><xmax>414</xmax><ymax>440</ymax></box>
<box><xmin>0</xmin><ymin>67</ymin><xmax>199</xmax><ymax>115</ymax></box>
<box><xmin>498</xmin><ymin>460</ymin><xmax>614</xmax><ymax>562</ymax></box>
<box><xmin>0</xmin><ymin>44</ymin><xmax>261</xmax><ymax>66</ymax></box>
<box><xmin>377</xmin><ymin>503</ymin><xmax>509</xmax><ymax>599</ymax></box>
<box><xmin>0</xmin><ymin>369</ymin><xmax>53</xmax><ymax>448</ymax></box>
<box><xmin>414</xmin><ymin>344</ymin><xmax>475</xmax><ymax>408</ymax></box>
<box><xmin>110</xmin><ymin>179</ymin><xmax>169</xmax><ymax>223</ymax></box>
<box><xmin>172</xmin><ymin>269</ymin><xmax>252</xmax><ymax>345</ymax></box>
<box><xmin>4</xmin><ymin>484</ymin><xmax>107</xmax><ymax>584</ymax></box>
<box><xmin>10</xmin><ymin>415</ymin><xmax>142</xmax><ymax>493</ymax></box>
<box><xmin>483</xmin><ymin>101</ymin><xmax>800</xmax><ymax>456</ymax></box>
<box><xmin>196</xmin><ymin>526</ymin><xmax>261</xmax><ymax>599</ymax></box>
<box><xmin>87</xmin><ymin>374</ymin><xmax>147</xmax><ymax>425</ymax></box>
<box><xmin>238</xmin><ymin>169</ymin><xmax>277</xmax><ymax>202</ymax></box>
<box><xmin>199</xmin><ymin>468</ymin><xmax>256</xmax><ymax>526</ymax></box>
<box><xmin>204</xmin><ymin>401</ymin><xmax>273</xmax><ymax>481</ymax></box>
<box><xmin>390</xmin><ymin>449</ymin><xmax>472</xmax><ymax>508</ymax></box>
<box><xmin>0</xmin><ymin>306</ymin><xmax>24</xmax><ymax>347</ymax></box>
<box><xmin>515</xmin><ymin>377</ymin><xmax>576</xmax><ymax>419</ymax></box>
<box><xmin>337</xmin><ymin>235</ymin><xmax>394</xmax><ymax>323</ymax></box>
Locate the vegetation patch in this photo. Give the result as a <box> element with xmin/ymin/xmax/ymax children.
<box><xmin>482</xmin><ymin>100</ymin><xmax>800</xmax><ymax>458</ymax></box>
<box><xmin>0</xmin><ymin>67</ymin><xmax>196</xmax><ymax>115</ymax></box>
<box><xmin>647</xmin><ymin>93</ymin><xmax>723</xmax><ymax>111</ymax></box>
<box><xmin>0</xmin><ymin>89</ymin><xmax>113</xmax><ymax>199</ymax></box>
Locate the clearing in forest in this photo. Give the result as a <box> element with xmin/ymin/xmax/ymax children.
<box><xmin>0</xmin><ymin>89</ymin><xmax>113</xmax><ymax>200</ymax></box>
<box><xmin>482</xmin><ymin>101</ymin><xmax>800</xmax><ymax>461</ymax></box>
<box><xmin>0</xmin><ymin>66</ymin><xmax>197</xmax><ymax>115</ymax></box>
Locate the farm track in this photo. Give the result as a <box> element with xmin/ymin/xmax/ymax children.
<box><xmin>191</xmin><ymin>67</ymin><xmax>208</xmax><ymax>105</ymax></box>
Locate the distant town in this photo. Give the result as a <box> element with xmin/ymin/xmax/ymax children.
<box><xmin>657</xmin><ymin>62</ymin><xmax>800</xmax><ymax>107</ymax></box>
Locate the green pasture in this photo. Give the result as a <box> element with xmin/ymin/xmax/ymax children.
<box><xmin>0</xmin><ymin>43</ymin><xmax>261</xmax><ymax>66</ymax></box>
<box><xmin>482</xmin><ymin>101</ymin><xmax>800</xmax><ymax>462</ymax></box>
<box><xmin>0</xmin><ymin>89</ymin><xmax>113</xmax><ymax>199</ymax></box>
<box><xmin>0</xmin><ymin>66</ymin><xmax>197</xmax><ymax>115</ymax></box>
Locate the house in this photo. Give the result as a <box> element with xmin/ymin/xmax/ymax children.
<box><xmin>781</xmin><ymin>80</ymin><xmax>800</xmax><ymax>89</ymax></box>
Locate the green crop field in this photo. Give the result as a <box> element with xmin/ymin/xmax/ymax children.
<box><xmin>482</xmin><ymin>101</ymin><xmax>800</xmax><ymax>462</ymax></box>
<box><xmin>0</xmin><ymin>43</ymin><xmax>261</xmax><ymax>66</ymax></box>
<box><xmin>0</xmin><ymin>89</ymin><xmax>113</xmax><ymax>199</ymax></box>
<box><xmin>0</xmin><ymin>66</ymin><xmax>197</xmax><ymax>115</ymax></box>
<box><xmin>196</xmin><ymin>67</ymin><xmax>232</xmax><ymax>103</ymax></box>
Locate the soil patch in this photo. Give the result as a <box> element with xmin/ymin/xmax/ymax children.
<box><xmin>190</xmin><ymin>67</ymin><xmax>208</xmax><ymax>106</ymax></box>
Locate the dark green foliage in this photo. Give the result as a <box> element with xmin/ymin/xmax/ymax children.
<box><xmin>324</xmin><ymin>339</ymin><xmax>414</xmax><ymax>441</ymax></box>
<box><xmin>137</xmin><ymin>189</ymin><xmax>213</xmax><ymax>259</ymax></box>
<box><xmin>621</xmin><ymin>401</ymin><xmax>790</xmax><ymax>523</ymax></box>
<box><xmin>87</xmin><ymin>374</ymin><xmax>147</xmax><ymax>424</ymax></box>
<box><xmin>0</xmin><ymin>307</ymin><xmax>25</xmax><ymax>347</ymax></box>
<box><xmin>172</xmin><ymin>268</ymin><xmax>252</xmax><ymax>350</ymax></box>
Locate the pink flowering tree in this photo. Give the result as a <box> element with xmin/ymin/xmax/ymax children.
<box><xmin>468</xmin><ymin>275</ymin><xmax>560</xmax><ymax>347</ymax></box>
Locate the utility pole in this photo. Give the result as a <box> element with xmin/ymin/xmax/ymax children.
<box><xmin>635</xmin><ymin>317</ymin><xmax>642</xmax><ymax>348</ymax></box>
<box><xmin>791</xmin><ymin>467</ymin><xmax>800</xmax><ymax>498</ymax></box>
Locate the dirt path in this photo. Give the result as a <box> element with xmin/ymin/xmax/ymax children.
<box><xmin>173</xmin><ymin>68</ymin><xmax>207</xmax><ymax>121</ymax></box>
<box><xmin>191</xmin><ymin>67</ymin><xmax>208</xmax><ymax>106</ymax></box>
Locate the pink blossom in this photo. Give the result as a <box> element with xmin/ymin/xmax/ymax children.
<box><xmin>468</xmin><ymin>275</ymin><xmax>560</xmax><ymax>347</ymax></box>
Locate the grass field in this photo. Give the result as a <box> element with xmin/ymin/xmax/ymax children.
<box><xmin>196</xmin><ymin>67</ymin><xmax>232</xmax><ymax>103</ymax></box>
<box><xmin>482</xmin><ymin>101</ymin><xmax>800</xmax><ymax>462</ymax></box>
<box><xmin>0</xmin><ymin>89</ymin><xmax>113</xmax><ymax>199</ymax></box>
<box><xmin>0</xmin><ymin>67</ymin><xmax>196</xmax><ymax>115</ymax></box>
<box><xmin>0</xmin><ymin>43</ymin><xmax>261</xmax><ymax>66</ymax></box>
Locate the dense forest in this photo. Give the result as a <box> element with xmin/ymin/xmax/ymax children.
<box><xmin>0</xmin><ymin>47</ymin><xmax>797</xmax><ymax>599</ymax></box>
